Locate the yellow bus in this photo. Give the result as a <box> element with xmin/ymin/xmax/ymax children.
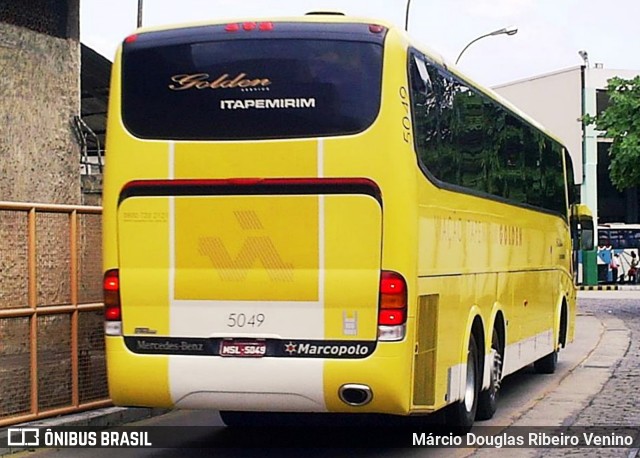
<box><xmin>103</xmin><ymin>14</ymin><xmax>594</xmax><ymax>430</ymax></box>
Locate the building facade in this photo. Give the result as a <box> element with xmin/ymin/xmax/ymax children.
<box><xmin>0</xmin><ymin>0</ymin><xmax>81</xmax><ymax>204</ymax></box>
<box><xmin>494</xmin><ymin>65</ymin><xmax>640</xmax><ymax>284</ymax></box>
<box><xmin>0</xmin><ymin>1</ymin><xmax>108</xmax><ymax>426</ymax></box>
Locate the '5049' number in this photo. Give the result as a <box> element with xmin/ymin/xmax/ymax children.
<box><xmin>227</xmin><ymin>313</ymin><xmax>265</xmax><ymax>328</ymax></box>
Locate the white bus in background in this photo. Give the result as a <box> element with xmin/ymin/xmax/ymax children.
<box><xmin>597</xmin><ymin>223</ymin><xmax>640</xmax><ymax>283</ymax></box>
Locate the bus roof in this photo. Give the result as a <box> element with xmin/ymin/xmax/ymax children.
<box><xmin>120</xmin><ymin>14</ymin><xmax>567</xmax><ymax>151</ymax></box>
<box><xmin>599</xmin><ymin>223</ymin><xmax>640</xmax><ymax>229</ymax></box>
<box><xmin>127</xmin><ymin>14</ymin><xmax>396</xmax><ymax>37</ymax></box>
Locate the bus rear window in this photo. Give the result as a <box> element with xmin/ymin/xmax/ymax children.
<box><xmin>121</xmin><ymin>39</ymin><xmax>383</xmax><ymax>140</ymax></box>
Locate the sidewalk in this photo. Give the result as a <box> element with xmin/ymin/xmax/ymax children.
<box><xmin>471</xmin><ymin>310</ymin><xmax>631</xmax><ymax>457</ymax></box>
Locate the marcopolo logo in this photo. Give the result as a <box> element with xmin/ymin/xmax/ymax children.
<box><xmin>283</xmin><ymin>341</ymin><xmax>373</xmax><ymax>358</ymax></box>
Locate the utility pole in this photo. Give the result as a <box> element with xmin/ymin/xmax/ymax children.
<box><xmin>405</xmin><ymin>0</ymin><xmax>411</xmax><ymax>31</ymax></box>
<box><xmin>137</xmin><ymin>0</ymin><xmax>143</xmax><ymax>28</ymax></box>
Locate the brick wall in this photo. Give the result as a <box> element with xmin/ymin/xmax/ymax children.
<box><xmin>0</xmin><ymin>22</ymin><xmax>81</xmax><ymax>204</ymax></box>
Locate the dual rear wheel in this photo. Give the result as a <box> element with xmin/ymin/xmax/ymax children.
<box><xmin>445</xmin><ymin>334</ymin><xmax>480</xmax><ymax>432</ymax></box>
<box><xmin>223</xmin><ymin>324</ymin><xmax>558</xmax><ymax>431</ymax></box>
<box><xmin>446</xmin><ymin>329</ymin><xmax>503</xmax><ymax>431</ymax></box>
<box><xmin>477</xmin><ymin>329</ymin><xmax>503</xmax><ymax>420</ymax></box>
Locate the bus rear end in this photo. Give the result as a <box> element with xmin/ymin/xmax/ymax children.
<box><xmin>103</xmin><ymin>19</ymin><xmax>418</xmax><ymax>418</ymax></box>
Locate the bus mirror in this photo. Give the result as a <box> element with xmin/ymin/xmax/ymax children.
<box><xmin>579</xmin><ymin>216</ymin><xmax>594</xmax><ymax>251</ymax></box>
<box><xmin>570</xmin><ymin>204</ymin><xmax>594</xmax><ymax>251</ymax></box>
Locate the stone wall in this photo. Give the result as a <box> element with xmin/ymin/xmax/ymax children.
<box><xmin>0</xmin><ymin>3</ymin><xmax>107</xmax><ymax>423</ymax></box>
<box><xmin>0</xmin><ymin>22</ymin><xmax>81</xmax><ymax>204</ymax></box>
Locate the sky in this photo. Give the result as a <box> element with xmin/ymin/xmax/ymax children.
<box><xmin>80</xmin><ymin>0</ymin><xmax>640</xmax><ymax>87</ymax></box>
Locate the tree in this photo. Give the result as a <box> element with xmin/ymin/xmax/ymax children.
<box><xmin>584</xmin><ymin>75</ymin><xmax>640</xmax><ymax>191</ymax></box>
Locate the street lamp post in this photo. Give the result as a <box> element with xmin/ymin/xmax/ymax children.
<box><xmin>578</xmin><ymin>49</ymin><xmax>599</xmax><ymax>286</ymax></box>
<box><xmin>455</xmin><ymin>26</ymin><xmax>518</xmax><ymax>65</ymax></box>
<box><xmin>137</xmin><ymin>0</ymin><xmax>143</xmax><ymax>28</ymax></box>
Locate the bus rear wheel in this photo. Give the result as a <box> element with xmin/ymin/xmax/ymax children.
<box><xmin>445</xmin><ymin>334</ymin><xmax>479</xmax><ymax>433</ymax></box>
<box><xmin>220</xmin><ymin>411</ymin><xmax>325</xmax><ymax>427</ymax></box>
<box><xmin>534</xmin><ymin>350</ymin><xmax>558</xmax><ymax>374</ymax></box>
<box><xmin>477</xmin><ymin>329</ymin><xmax>502</xmax><ymax>420</ymax></box>
<box><xmin>220</xmin><ymin>411</ymin><xmax>279</xmax><ymax>427</ymax></box>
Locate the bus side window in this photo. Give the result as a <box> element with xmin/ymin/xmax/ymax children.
<box><xmin>598</xmin><ymin>230</ymin><xmax>609</xmax><ymax>247</ymax></box>
<box><xmin>411</xmin><ymin>55</ymin><xmax>432</xmax><ymax>95</ymax></box>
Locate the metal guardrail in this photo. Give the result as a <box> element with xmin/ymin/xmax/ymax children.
<box><xmin>0</xmin><ymin>202</ymin><xmax>110</xmax><ymax>426</ymax></box>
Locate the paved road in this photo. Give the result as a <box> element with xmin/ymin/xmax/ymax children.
<box><xmin>517</xmin><ymin>290</ymin><xmax>640</xmax><ymax>458</ymax></box>
<box><xmin>9</xmin><ymin>290</ymin><xmax>639</xmax><ymax>457</ymax></box>
<box><xmin>473</xmin><ymin>290</ymin><xmax>640</xmax><ymax>458</ymax></box>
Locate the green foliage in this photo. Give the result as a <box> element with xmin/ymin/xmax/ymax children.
<box><xmin>584</xmin><ymin>76</ymin><xmax>640</xmax><ymax>190</ymax></box>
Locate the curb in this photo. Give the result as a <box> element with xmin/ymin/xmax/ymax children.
<box><xmin>578</xmin><ymin>285</ymin><xmax>619</xmax><ymax>291</ymax></box>
<box><xmin>0</xmin><ymin>407</ymin><xmax>169</xmax><ymax>456</ymax></box>
<box><xmin>470</xmin><ymin>313</ymin><xmax>631</xmax><ymax>458</ymax></box>
<box><xmin>578</xmin><ymin>284</ymin><xmax>640</xmax><ymax>291</ymax></box>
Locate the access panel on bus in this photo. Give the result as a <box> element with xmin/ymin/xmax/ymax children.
<box><xmin>116</xmin><ymin>187</ymin><xmax>383</xmax><ymax>355</ymax></box>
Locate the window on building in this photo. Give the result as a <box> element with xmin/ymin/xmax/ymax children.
<box><xmin>596</xmin><ymin>89</ymin><xmax>611</xmax><ymax>116</ymax></box>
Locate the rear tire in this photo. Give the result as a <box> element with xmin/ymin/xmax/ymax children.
<box><xmin>445</xmin><ymin>334</ymin><xmax>479</xmax><ymax>433</ymax></box>
<box><xmin>477</xmin><ymin>329</ymin><xmax>502</xmax><ymax>420</ymax></box>
<box><xmin>221</xmin><ymin>411</ymin><xmax>324</xmax><ymax>427</ymax></box>
<box><xmin>534</xmin><ymin>350</ymin><xmax>558</xmax><ymax>374</ymax></box>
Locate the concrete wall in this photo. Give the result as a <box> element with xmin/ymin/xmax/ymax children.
<box><xmin>493</xmin><ymin>67</ymin><xmax>584</xmax><ymax>184</ymax></box>
<box><xmin>588</xmin><ymin>68</ymin><xmax>640</xmax><ymax>89</ymax></box>
<box><xmin>0</xmin><ymin>22</ymin><xmax>81</xmax><ymax>204</ymax></box>
<box><xmin>493</xmin><ymin>66</ymin><xmax>640</xmax><ymax>188</ymax></box>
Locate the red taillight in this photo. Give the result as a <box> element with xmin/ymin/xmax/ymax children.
<box><xmin>225</xmin><ymin>22</ymin><xmax>273</xmax><ymax>33</ymax></box>
<box><xmin>378</xmin><ymin>270</ymin><xmax>407</xmax><ymax>323</ymax></box>
<box><xmin>369</xmin><ymin>24</ymin><xmax>385</xmax><ymax>34</ymax></box>
<box><xmin>104</xmin><ymin>269</ymin><xmax>121</xmax><ymax>321</ymax></box>
<box><xmin>124</xmin><ymin>34</ymin><xmax>138</xmax><ymax>44</ymax></box>
<box><xmin>380</xmin><ymin>271</ymin><xmax>406</xmax><ymax>295</ymax></box>
<box><xmin>378</xmin><ymin>271</ymin><xmax>407</xmax><ymax>341</ymax></box>
<box><xmin>105</xmin><ymin>305</ymin><xmax>121</xmax><ymax>321</ymax></box>
<box><xmin>104</xmin><ymin>270</ymin><xmax>119</xmax><ymax>291</ymax></box>
<box><xmin>379</xmin><ymin>309</ymin><xmax>406</xmax><ymax>326</ymax></box>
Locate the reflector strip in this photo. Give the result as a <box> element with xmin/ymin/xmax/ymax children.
<box><xmin>119</xmin><ymin>178</ymin><xmax>382</xmax><ymax>206</ymax></box>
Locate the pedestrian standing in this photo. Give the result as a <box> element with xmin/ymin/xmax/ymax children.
<box><xmin>629</xmin><ymin>252</ymin><xmax>639</xmax><ymax>284</ymax></box>
<box><xmin>610</xmin><ymin>254</ymin><xmax>620</xmax><ymax>283</ymax></box>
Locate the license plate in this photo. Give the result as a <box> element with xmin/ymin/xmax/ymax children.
<box><xmin>219</xmin><ymin>340</ymin><xmax>266</xmax><ymax>357</ymax></box>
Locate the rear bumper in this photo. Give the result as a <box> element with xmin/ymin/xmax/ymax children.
<box><xmin>106</xmin><ymin>336</ymin><xmax>412</xmax><ymax>415</ymax></box>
